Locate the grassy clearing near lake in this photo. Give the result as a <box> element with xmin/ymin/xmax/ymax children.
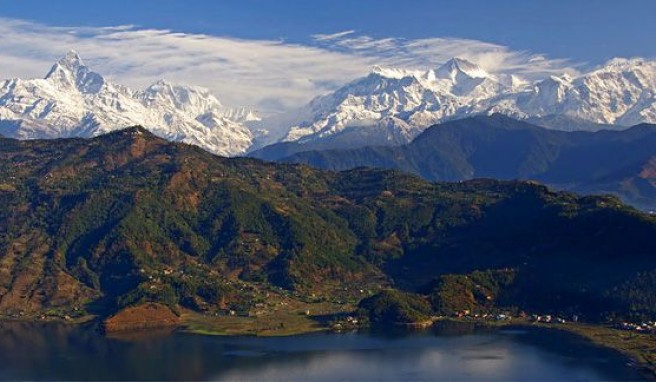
<box><xmin>180</xmin><ymin>298</ymin><xmax>353</xmax><ymax>337</ymax></box>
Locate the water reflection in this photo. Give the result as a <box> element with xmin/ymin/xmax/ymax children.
<box><xmin>0</xmin><ymin>321</ymin><xmax>645</xmax><ymax>381</ymax></box>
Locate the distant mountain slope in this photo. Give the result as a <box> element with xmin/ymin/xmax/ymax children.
<box><xmin>0</xmin><ymin>51</ymin><xmax>258</xmax><ymax>156</ymax></box>
<box><xmin>1</xmin><ymin>127</ymin><xmax>655</xmax><ymax>322</ymax></box>
<box><xmin>273</xmin><ymin>115</ymin><xmax>656</xmax><ymax>210</ymax></box>
<box><xmin>256</xmin><ymin>57</ymin><xmax>656</xmax><ymax>148</ymax></box>
<box><xmin>248</xmin><ymin>122</ymin><xmax>412</xmax><ymax>160</ymax></box>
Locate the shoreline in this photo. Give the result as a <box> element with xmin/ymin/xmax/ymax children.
<box><xmin>181</xmin><ymin>315</ymin><xmax>656</xmax><ymax>379</ymax></box>
<box><xmin>0</xmin><ymin>314</ymin><xmax>97</xmax><ymax>326</ymax></box>
<box><xmin>437</xmin><ymin>317</ymin><xmax>656</xmax><ymax>380</ymax></box>
<box><xmin>175</xmin><ymin>311</ymin><xmax>656</xmax><ymax>380</ymax></box>
<box><xmin>537</xmin><ymin>322</ymin><xmax>656</xmax><ymax>380</ymax></box>
<box><xmin>2</xmin><ymin>311</ymin><xmax>655</xmax><ymax>379</ymax></box>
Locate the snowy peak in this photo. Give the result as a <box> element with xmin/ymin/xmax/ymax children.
<box><xmin>261</xmin><ymin>56</ymin><xmax>656</xmax><ymax>147</ymax></box>
<box><xmin>531</xmin><ymin>74</ymin><xmax>573</xmax><ymax>105</ymax></box>
<box><xmin>140</xmin><ymin>80</ymin><xmax>223</xmax><ymax>117</ymax></box>
<box><xmin>431</xmin><ymin>58</ymin><xmax>500</xmax><ymax>97</ymax></box>
<box><xmin>435</xmin><ymin>57</ymin><xmax>490</xmax><ymax>81</ymax></box>
<box><xmin>5</xmin><ymin>52</ymin><xmax>656</xmax><ymax>155</ymax></box>
<box><xmin>46</xmin><ymin>51</ymin><xmax>86</xmax><ymax>75</ymax></box>
<box><xmin>370</xmin><ymin>65</ymin><xmax>413</xmax><ymax>79</ymax></box>
<box><xmin>45</xmin><ymin>51</ymin><xmax>105</xmax><ymax>94</ymax></box>
<box><xmin>218</xmin><ymin>107</ymin><xmax>261</xmax><ymax>123</ymax></box>
<box><xmin>583</xmin><ymin>58</ymin><xmax>656</xmax><ymax>90</ymax></box>
<box><xmin>139</xmin><ymin>81</ymin><xmax>261</xmax><ymax>125</ymax></box>
<box><xmin>0</xmin><ymin>52</ymin><xmax>257</xmax><ymax>156</ymax></box>
<box><xmin>603</xmin><ymin>57</ymin><xmax>651</xmax><ymax>71</ymax></box>
<box><xmin>266</xmin><ymin>58</ymin><xmax>505</xmax><ymax>144</ymax></box>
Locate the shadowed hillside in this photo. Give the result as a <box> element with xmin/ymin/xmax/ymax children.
<box><xmin>254</xmin><ymin>115</ymin><xmax>656</xmax><ymax>211</ymax></box>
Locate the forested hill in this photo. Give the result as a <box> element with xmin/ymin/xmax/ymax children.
<box><xmin>259</xmin><ymin>115</ymin><xmax>656</xmax><ymax>211</ymax></box>
<box><xmin>0</xmin><ymin>126</ymin><xmax>655</xmax><ymax>322</ymax></box>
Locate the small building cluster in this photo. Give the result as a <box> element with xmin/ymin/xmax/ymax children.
<box><xmin>614</xmin><ymin>321</ymin><xmax>656</xmax><ymax>333</ymax></box>
<box><xmin>529</xmin><ymin>315</ymin><xmax>568</xmax><ymax>324</ymax></box>
<box><xmin>332</xmin><ymin>315</ymin><xmax>360</xmax><ymax>331</ymax></box>
<box><xmin>451</xmin><ymin>310</ymin><xmax>577</xmax><ymax>324</ymax></box>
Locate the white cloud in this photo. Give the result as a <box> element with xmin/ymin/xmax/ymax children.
<box><xmin>0</xmin><ymin>19</ymin><xmax>580</xmax><ymax>113</ymax></box>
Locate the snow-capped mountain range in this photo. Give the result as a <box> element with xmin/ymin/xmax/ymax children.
<box><xmin>0</xmin><ymin>51</ymin><xmax>259</xmax><ymax>156</ymax></box>
<box><xmin>257</xmin><ymin>57</ymin><xmax>656</xmax><ymax>147</ymax></box>
<box><xmin>1</xmin><ymin>52</ymin><xmax>656</xmax><ymax>156</ymax></box>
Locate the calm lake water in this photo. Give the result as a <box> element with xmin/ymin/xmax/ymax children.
<box><xmin>0</xmin><ymin>321</ymin><xmax>646</xmax><ymax>381</ymax></box>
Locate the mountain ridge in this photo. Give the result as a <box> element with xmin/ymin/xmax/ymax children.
<box><xmin>3</xmin><ymin>52</ymin><xmax>656</xmax><ymax>157</ymax></box>
<box><xmin>0</xmin><ymin>51</ymin><xmax>258</xmax><ymax>157</ymax></box>
<box><xmin>262</xmin><ymin>115</ymin><xmax>656</xmax><ymax>210</ymax></box>
<box><xmin>255</xmin><ymin>57</ymin><xmax>656</xmax><ymax>148</ymax></box>
<box><xmin>1</xmin><ymin>128</ymin><xmax>655</xmax><ymax>324</ymax></box>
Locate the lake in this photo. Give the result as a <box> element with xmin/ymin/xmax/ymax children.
<box><xmin>0</xmin><ymin>320</ymin><xmax>646</xmax><ymax>381</ymax></box>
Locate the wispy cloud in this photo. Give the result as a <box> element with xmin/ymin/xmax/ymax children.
<box><xmin>311</xmin><ymin>30</ymin><xmax>356</xmax><ymax>41</ymax></box>
<box><xmin>314</xmin><ymin>33</ymin><xmax>582</xmax><ymax>79</ymax></box>
<box><xmin>0</xmin><ymin>19</ymin><xmax>581</xmax><ymax>113</ymax></box>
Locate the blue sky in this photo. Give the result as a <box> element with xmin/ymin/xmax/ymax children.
<box><xmin>2</xmin><ymin>0</ymin><xmax>655</xmax><ymax>63</ymax></box>
<box><xmin>0</xmin><ymin>0</ymin><xmax>654</xmax><ymax>112</ymax></box>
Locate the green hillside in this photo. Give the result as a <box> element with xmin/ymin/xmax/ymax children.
<box><xmin>0</xmin><ymin>126</ymin><xmax>655</xmax><ymax>324</ymax></box>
